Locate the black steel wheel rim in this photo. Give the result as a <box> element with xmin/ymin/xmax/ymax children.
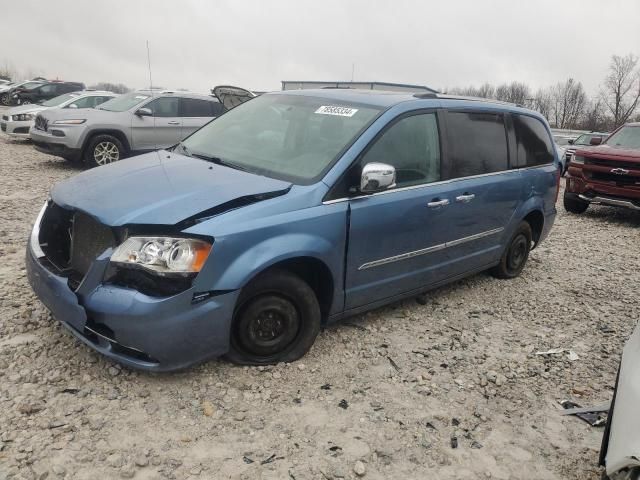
<box><xmin>507</xmin><ymin>234</ymin><xmax>528</xmax><ymax>272</ymax></box>
<box><xmin>237</xmin><ymin>295</ymin><xmax>300</xmax><ymax>357</ymax></box>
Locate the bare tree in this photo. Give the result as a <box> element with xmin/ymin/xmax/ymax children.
<box><xmin>550</xmin><ymin>78</ymin><xmax>587</xmax><ymax>129</ymax></box>
<box><xmin>601</xmin><ymin>53</ymin><xmax>640</xmax><ymax>127</ymax></box>
<box><xmin>89</xmin><ymin>82</ymin><xmax>131</xmax><ymax>94</ymax></box>
<box><xmin>581</xmin><ymin>99</ymin><xmax>609</xmax><ymax>132</ymax></box>
<box><xmin>531</xmin><ymin>87</ymin><xmax>553</xmax><ymax>120</ymax></box>
<box><xmin>495</xmin><ymin>82</ymin><xmax>530</xmax><ymax>105</ymax></box>
<box><xmin>447</xmin><ymin>82</ymin><xmax>495</xmax><ymax>98</ymax></box>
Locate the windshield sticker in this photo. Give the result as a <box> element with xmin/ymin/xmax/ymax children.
<box><xmin>315</xmin><ymin>105</ymin><xmax>359</xmax><ymax>117</ymax></box>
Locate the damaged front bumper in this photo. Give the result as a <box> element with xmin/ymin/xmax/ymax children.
<box><xmin>26</xmin><ymin>236</ymin><xmax>239</xmax><ymax>372</ymax></box>
<box><xmin>601</xmin><ymin>323</ymin><xmax>640</xmax><ymax>478</ymax></box>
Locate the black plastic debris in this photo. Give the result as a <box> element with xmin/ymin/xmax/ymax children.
<box><xmin>242</xmin><ymin>456</ymin><xmax>254</xmax><ymax>464</ymax></box>
<box><xmin>338</xmin><ymin>399</ymin><xmax>349</xmax><ymax>409</ymax></box>
<box><xmin>450</xmin><ymin>436</ymin><xmax>458</xmax><ymax>449</ymax></box>
<box><xmin>451</xmin><ymin>418</ymin><xmax>460</xmax><ymax>426</ymax></box>
<box><xmin>560</xmin><ymin>400</ymin><xmax>608</xmax><ymax>427</ymax></box>
<box><xmin>387</xmin><ymin>356</ymin><xmax>400</xmax><ymax>372</ymax></box>
<box><xmin>61</xmin><ymin>388</ymin><xmax>80</xmax><ymax>394</ymax></box>
<box><xmin>320</xmin><ymin>383</ymin><xmax>332</xmax><ymax>390</ymax></box>
<box><xmin>261</xmin><ymin>454</ymin><xmax>278</xmax><ymax>465</ymax></box>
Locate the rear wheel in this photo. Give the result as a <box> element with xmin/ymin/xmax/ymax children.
<box><xmin>563</xmin><ymin>191</ymin><xmax>589</xmax><ymax>214</ymax></box>
<box><xmin>226</xmin><ymin>270</ymin><xmax>321</xmax><ymax>365</ymax></box>
<box><xmin>0</xmin><ymin>93</ymin><xmax>8</xmax><ymax>106</ymax></box>
<box><xmin>491</xmin><ymin>221</ymin><xmax>532</xmax><ymax>279</ymax></box>
<box><xmin>84</xmin><ymin>134</ymin><xmax>125</xmax><ymax>168</ymax></box>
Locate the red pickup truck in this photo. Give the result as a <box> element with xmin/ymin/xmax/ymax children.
<box><xmin>564</xmin><ymin>122</ymin><xmax>640</xmax><ymax>213</ymax></box>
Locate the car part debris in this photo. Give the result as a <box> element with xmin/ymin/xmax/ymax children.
<box><xmin>561</xmin><ymin>400</ymin><xmax>608</xmax><ymax>427</ymax></box>
<box><xmin>536</xmin><ymin>348</ymin><xmax>579</xmax><ymax>361</ymax></box>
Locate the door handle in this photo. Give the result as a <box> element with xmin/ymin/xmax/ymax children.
<box><xmin>167</xmin><ymin>121</ymin><xmax>180</xmax><ymax>125</ymax></box>
<box><xmin>455</xmin><ymin>193</ymin><xmax>475</xmax><ymax>203</ymax></box>
<box><xmin>427</xmin><ymin>199</ymin><xmax>450</xmax><ymax>208</ymax></box>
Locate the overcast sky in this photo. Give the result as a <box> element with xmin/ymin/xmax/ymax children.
<box><xmin>1</xmin><ymin>0</ymin><xmax>639</xmax><ymax>96</ymax></box>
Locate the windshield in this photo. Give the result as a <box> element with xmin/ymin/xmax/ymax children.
<box><xmin>553</xmin><ymin>136</ymin><xmax>572</xmax><ymax>146</ymax></box>
<box><xmin>605</xmin><ymin>125</ymin><xmax>640</xmax><ymax>149</ymax></box>
<box><xmin>19</xmin><ymin>81</ymin><xmax>43</xmax><ymax>90</ymax></box>
<box><xmin>97</xmin><ymin>92</ymin><xmax>150</xmax><ymax>112</ymax></box>
<box><xmin>41</xmin><ymin>92</ymin><xmax>80</xmax><ymax>107</ymax></box>
<box><xmin>179</xmin><ymin>94</ymin><xmax>382</xmax><ymax>184</ymax></box>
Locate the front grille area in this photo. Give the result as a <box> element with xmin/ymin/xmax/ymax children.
<box><xmin>1</xmin><ymin>115</ymin><xmax>8</xmax><ymax>121</ymax></box>
<box><xmin>70</xmin><ymin>212</ymin><xmax>115</xmax><ymax>275</ymax></box>
<box><xmin>586</xmin><ymin>158</ymin><xmax>640</xmax><ymax>170</ymax></box>
<box><xmin>1</xmin><ymin>123</ymin><xmax>5</xmax><ymax>132</ymax></box>
<box><xmin>588</xmin><ymin>171</ymin><xmax>640</xmax><ymax>185</ymax></box>
<box><xmin>39</xmin><ymin>203</ymin><xmax>115</xmax><ymax>279</ymax></box>
<box><xmin>34</xmin><ymin>115</ymin><xmax>48</xmax><ymax>131</ymax></box>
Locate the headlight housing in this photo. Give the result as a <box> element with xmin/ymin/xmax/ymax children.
<box><xmin>12</xmin><ymin>113</ymin><xmax>36</xmax><ymax>121</ymax></box>
<box><xmin>110</xmin><ymin>237</ymin><xmax>211</xmax><ymax>275</ymax></box>
<box><xmin>571</xmin><ymin>155</ymin><xmax>585</xmax><ymax>165</ymax></box>
<box><xmin>52</xmin><ymin>119</ymin><xmax>86</xmax><ymax>125</ymax></box>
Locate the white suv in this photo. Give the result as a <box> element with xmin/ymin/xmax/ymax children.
<box><xmin>1</xmin><ymin>90</ymin><xmax>116</xmax><ymax>139</ymax></box>
<box><xmin>30</xmin><ymin>90</ymin><xmax>226</xmax><ymax>167</ymax></box>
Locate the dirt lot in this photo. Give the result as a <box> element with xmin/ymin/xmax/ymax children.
<box><xmin>1</xmin><ymin>119</ymin><xmax>639</xmax><ymax>480</ymax></box>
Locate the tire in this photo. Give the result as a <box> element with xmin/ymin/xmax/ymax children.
<box><xmin>84</xmin><ymin>134</ymin><xmax>125</xmax><ymax>168</ymax></box>
<box><xmin>563</xmin><ymin>191</ymin><xmax>589</xmax><ymax>214</ymax></box>
<box><xmin>226</xmin><ymin>269</ymin><xmax>321</xmax><ymax>365</ymax></box>
<box><xmin>0</xmin><ymin>93</ymin><xmax>8</xmax><ymax>106</ymax></box>
<box><xmin>491</xmin><ymin>221</ymin><xmax>532</xmax><ymax>279</ymax></box>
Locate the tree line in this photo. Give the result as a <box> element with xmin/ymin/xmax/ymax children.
<box><xmin>445</xmin><ymin>53</ymin><xmax>640</xmax><ymax>132</ymax></box>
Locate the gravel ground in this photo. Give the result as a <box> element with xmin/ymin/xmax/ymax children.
<box><xmin>1</xmin><ymin>117</ymin><xmax>639</xmax><ymax>480</ymax></box>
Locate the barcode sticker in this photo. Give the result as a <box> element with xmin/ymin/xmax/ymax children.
<box><xmin>315</xmin><ymin>105</ymin><xmax>359</xmax><ymax>117</ymax></box>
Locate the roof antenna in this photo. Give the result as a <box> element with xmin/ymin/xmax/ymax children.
<box><xmin>146</xmin><ymin>40</ymin><xmax>158</xmax><ymax>151</ymax></box>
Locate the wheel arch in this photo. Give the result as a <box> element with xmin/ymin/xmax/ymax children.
<box><xmin>81</xmin><ymin>129</ymin><xmax>131</xmax><ymax>158</ymax></box>
<box><xmin>240</xmin><ymin>256</ymin><xmax>335</xmax><ymax>322</ymax></box>
<box><xmin>522</xmin><ymin>209</ymin><xmax>544</xmax><ymax>247</ymax></box>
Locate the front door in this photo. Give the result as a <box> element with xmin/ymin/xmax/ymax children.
<box><xmin>131</xmin><ymin>96</ymin><xmax>182</xmax><ymax>151</ymax></box>
<box><xmin>345</xmin><ymin>111</ymin><xmax>452</xmax><ymax>309</ymax></box>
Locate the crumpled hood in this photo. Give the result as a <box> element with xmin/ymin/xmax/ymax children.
<box><xmin>51</xmin><ymin>151</ymin><xmax>292</xmax><ymax>226</ymax></box>
<box><xmin>576</xmin><ymin>144</ymin><xmax>640</xmax><ymax>161</ymax></box>
<box><xmin>7</xmin><ymin>104</ymin><xmax>47</xmax><ymax>116</ymax></box>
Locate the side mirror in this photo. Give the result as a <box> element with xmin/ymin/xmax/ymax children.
<box><xmin>136</xmin><ymin>107</ymin><xmax>152</xmax><ymax>117</ymax></box>
<box><xmin>360</xmin><ymin>162</ymin><xmax>396</xmax><ymax>193</ymax></box>
<box><xmin>568</xmin><ymin>139</ymin><xmax>574</xmax><ymax>145</ymax></box>
<box><xmin>590</xmin><ymin>137</ymin><xmax>602</xmax><ymax>146</ymax></box>
<box><xmin>68</xmin><ymin>103</ymin><xmax>78</xmax><ymax>109</ymax></box>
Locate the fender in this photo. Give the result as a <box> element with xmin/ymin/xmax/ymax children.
<box><xmin>205</xmin><ymin>233</ymin><xmax>345</xmax><ymax>315</ymax></box>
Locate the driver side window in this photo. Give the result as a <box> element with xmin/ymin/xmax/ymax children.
<box><xmin>360</xmin><ymin>112</ymin><xmax>440</xmax><ymax>188</ymax></box>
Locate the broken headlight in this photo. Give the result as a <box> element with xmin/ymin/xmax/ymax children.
<box><xmin>110</xmin><ymin>237</ymin><xmax>211</xmax><ymax>274</ymax></box>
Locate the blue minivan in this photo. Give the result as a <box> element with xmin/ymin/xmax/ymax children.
<box><xmin>26</xmin><ymin>89</ymin><xmax>558</xmax><ymax>371</ymax></box>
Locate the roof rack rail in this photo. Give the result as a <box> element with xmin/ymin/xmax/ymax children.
<box><xmin>413</xmin><ymin>92</ymin><xmax>438</xmax><ymax>99</ymax></box>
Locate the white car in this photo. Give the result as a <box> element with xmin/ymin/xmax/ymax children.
<box><xmin>1</xmin><ymin>90</ymin><xmax>117</xmax><ymax>139</ymax></box>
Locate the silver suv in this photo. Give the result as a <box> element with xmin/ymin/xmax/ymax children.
<box><xmin>30</xmin><ymin>90</ymin><xmax>224</xmax><ymax>167</ymax></box>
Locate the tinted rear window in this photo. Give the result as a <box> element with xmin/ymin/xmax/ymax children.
<box><xmin>446</xmin><ymin>111</ymin><xmax>508</xmax><ymax>178</ymax></box>
<box><xmin>513</xmin><ymin>114</ymin><xmax>554</xmax><ymax>166</ymax></box>
<box><xmin>181</xmin><ymin>98</ymin><xmax>214</xmax><ymax>117</ymax></box>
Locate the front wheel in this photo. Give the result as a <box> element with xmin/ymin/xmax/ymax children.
<box><xmin>84</xmin><ymin>134</ymin><xmax>125</xmax><ymax>168</ymax></box>
<box><xmin>491</xmin><ymin>221</ymin><xmax>532</xmax><ymax>279</ymax></box>
<box><xmin>226</xmin><ymin>270</ymin><xmax>321</xmax><ymax>365</ymax></box>
<box><xmin>0</xmin><ymin>93</ymin><xmax>8</xmax><ymax>106</ymax></box>
<box><xmin>563</xmin><ymin>192</ymin><xmax>589</xmax><ymax>214</ymax></box>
